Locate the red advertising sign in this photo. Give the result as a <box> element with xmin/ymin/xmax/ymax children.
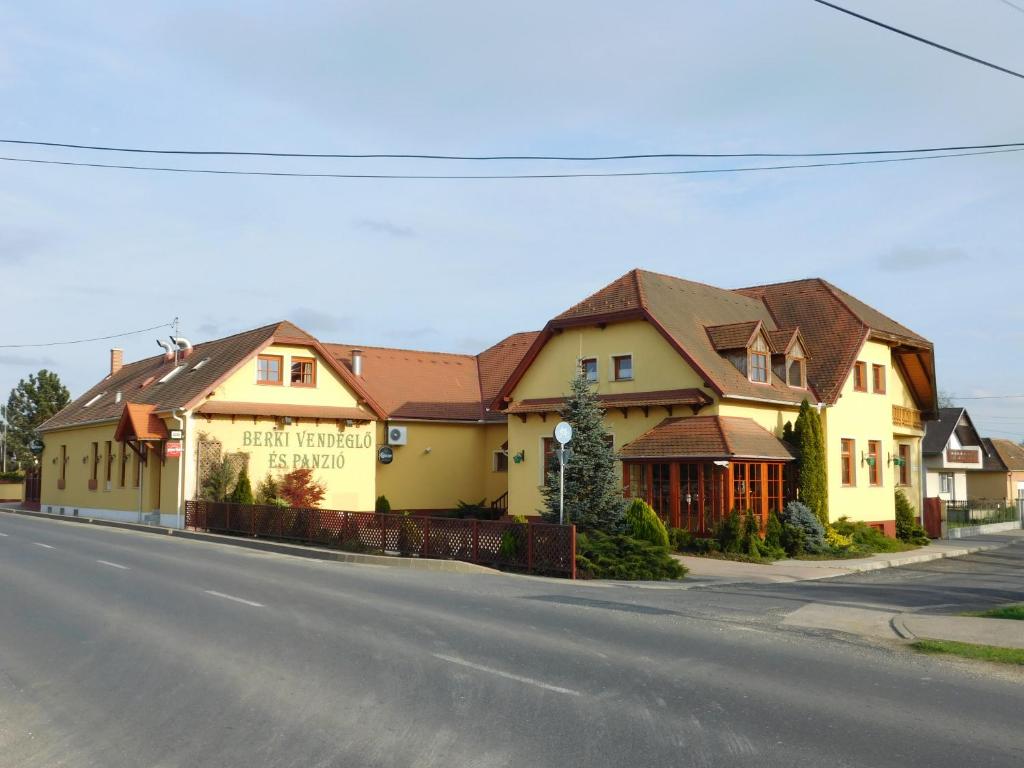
<box><xmin>165</xmin><ymin>441</ymin><xmax>183</xmax><ymax>459</ymax></box>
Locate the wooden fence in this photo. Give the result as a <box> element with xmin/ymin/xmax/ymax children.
<box><xmin>185</xmin><ymin>500</ymin><xmax>576</xmax><ymax>578</ymax></box>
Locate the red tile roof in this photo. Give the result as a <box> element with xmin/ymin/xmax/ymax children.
<box><xmin>113</xmin><ymin>403</ymin><xmax>169</xmax><ymax>441</ymax></box>
<box><xmin>496</xmin><ymin>269</ymin><xmax>934</xmax><ymax>412</ymax></box>
<box><xmin>324</xmin><ymin>331</ymin><xmax>538</xmax><ymax>422</ymax></box>
<box><xmin>989</xmin><ymin>439</ymin><xmax>1024</xmax><ymax>471</ymax></box>
<box><xmin>618</xmin><ymin>416</ymin><xmax>796</xmax><ymax>461</ymax></box>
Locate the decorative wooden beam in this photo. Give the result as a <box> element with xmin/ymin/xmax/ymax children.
<box><xmin>641</xmin><ymin>406</ymin><xmax>649</xmax><ymax>418</ymax></box>
<box><xmin>618</xmin><ymin>407</ymin><xmax>629</xmax><ymax>419</ymax></box>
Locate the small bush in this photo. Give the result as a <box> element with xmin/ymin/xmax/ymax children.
<box><xmin>455</xmin><ymin>498</ymin><xmax>500</xmax><ymax>521</ymax></box>
<box><xmin>397</xmin><ymin>513</ymin><xmax>423</xmax><ymax>556</ymax></box>
<box><xmin>780</xmin><ymin>501</ymin><xmax>827</xmax><ymax>554</ymax></box>
<box><xmin>279</xmin><ymin>468</ymin><xmax>326</xmax><ymax>509</ymax></box>
<box><xmin>668</xmin><ymin>527</ymin><xmax>694</xmax><ymax>552</ymax></box>
<box><xmin>624</xmin><ymin>498</ymin><xmax>670</xmax><ymax>548</ymax></box>
<box><xmin>765</xmin><ymin>511</ymin><xmax>783</xmax><ymax>550</ymax></box>
<box><xmin>0</xmin><ymin>471</ymin><xmax>25</xmax><ymax>483</ymax></box>
<box><xmin>576</xmin><ymin>531</ymin><xmax>686</xmax><ymax>581</ymax></box>
<box><xmin>229</xmin><ymin>465</ymin><xmax>254</xmax><ymax>505</ymax></box>
<box><xmin>715</xmin><ymin>510</ymin><xmax>744</xmax><ymax>553</ymax></box>
<box><xmin>375</xmin><ymin>495</ymin><xmax>391</xmax><ymax>513</ymax></box>
<box><xmin>781</xmin><ymin>522</ymin><xmax>806</xmax><ymax>557</ymax></box>
<box><xmin>825</xmin><ymin>526</ymin><xmax>852</xmax><ymax>550</ymax></box>
<box><xmin>693</xmin><ymin>537</ymin><xmax>720</xmax><ymax>554</ymax></box>
<box><xmin>895</xmin><ymin>490</ymin><xmax>930</xmax><ymax>545</ymax></box>
<box><xmin>255</xmin><ymin>473</ymin><xmax>279</xmax><ymax>505</ymax></box>
<box><xmin>832</xmin><ymin>517</ymin><xmax>917</xmax><ymax>553</ymax></box>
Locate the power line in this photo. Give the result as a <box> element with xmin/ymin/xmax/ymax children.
<box><xmin>4</xmin><ymin>137</ymin><xmax>1024</xmax><ymax>161</ymax></box>
<box><xmin>996</xmin><ymin>0</ymin><xmax>1024</xmax><ymax>17</ymax></box>
<box><xmin>0</xmin><ymin>321</ymin><xmax>175</xmax><ymax>349</ymax></box>
<box><xmin>950</xmin><ymin>393</ymin><xmax>1024</xmax><ymax>400</ymax></box>
<box><xmin>2</xmin><ymin>146</ymin><xmax>1022</xmax><ymax>180</ymax></box>
<box><xmin>810</xmin><ymin>0</ymin><xmax>1024</xmax><ymax>81</ymax></box>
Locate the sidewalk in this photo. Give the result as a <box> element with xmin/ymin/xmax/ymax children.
<box><xmin>784</xmin><ymin>603</ymin><xmax>1024</xmax><ymax>650</ymax></box>
<box><xmin>676</xmin><ymin>530</ymin><xmax>1024</xmax><ymax>587</ymax></box>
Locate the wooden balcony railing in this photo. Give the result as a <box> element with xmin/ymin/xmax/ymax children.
<box><xmin>892</xmin><ymin>405</ymin><xmax>922</xmax><ymax>430</ymax></box>
<box><xmin>946</xmin><ymin>447</ymin><xmax>981</xmax><ymax>465</ymax></box>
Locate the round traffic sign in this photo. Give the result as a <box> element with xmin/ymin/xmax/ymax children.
<box><xmin>377</xmin><ymin>445</ymin><xmax>394</xmax><ymax>464</ymax></box>
<box><xmin>554</xmin><ymin>421</ymin><xmax>573</xmax><ymax>445</ymax></box>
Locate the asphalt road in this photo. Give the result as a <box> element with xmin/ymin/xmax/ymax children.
<box><xmin>1</xmin><ymin>512</ymin><xmax>1022</xmax><ymax>768</ymax></box>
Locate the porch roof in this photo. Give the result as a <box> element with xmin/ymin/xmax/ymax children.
<box><xmin>505</xmin><ymin>388</ymin><xmax>712</xmax><ymax>415</ymax></box>
<box><xmin>619</xmin><ymin>416</ymin><xmax>796</xmax><ymax>461</ymax></box>
<box><xmin>113</xmin><ymin>403</ymin><xmax>169</xmax><ymax>442</ymax></box>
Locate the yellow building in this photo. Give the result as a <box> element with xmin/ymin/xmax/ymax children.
<box><xmin>35</xmin><ymin>322</ymin><xmax>533</xmax><ymax>527</ymax></box>
<box><xmin>492</xmin><ymin>269</ymin><xmax>936</xmax><ymax>535</ymax></box>
<box><xmin>35</xmin><ymin>269</ymin><xmax>937</xmax><ymax>537</ymax></box>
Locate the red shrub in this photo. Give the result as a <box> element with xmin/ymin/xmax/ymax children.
<box><xmin>278</xmin><ymin>468</ymin><xmax>326</xmax><ymax>509</ymax></box>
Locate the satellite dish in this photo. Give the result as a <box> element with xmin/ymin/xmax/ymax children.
<box><xmin>554</xmin><ymin>421</ymin><xmax>573</xmax><ymax>445</ymax></box>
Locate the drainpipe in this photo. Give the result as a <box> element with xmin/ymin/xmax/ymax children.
<box><xmin>172</xmin><ymin>408</ymin><xmax>185</xmax><ymax>529</ymax></box>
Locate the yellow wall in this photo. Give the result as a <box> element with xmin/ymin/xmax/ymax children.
<box><xmin>0</xmin><ymin>482</ymin><xmax>24</xmax><ymax>501</ymax></box>
<box><xmin>822</xmin><ymin>339</ymin><xmax>924</xmax><ymax>523</ymax></box>
<box><xmin>194</xmin><ymin>415</ymin><xmax>376</xmax><ymax>511</ymax></box>
<box><xmin>39</xmin><ymin>420</ymin><xmax>176</xmax><ymax>519</ymax></box>
<box><xmin>211</xmin><ymin>344</ymin><xmax>363</xmax><ymax>408</ymax></box>
<box><xmin>513</xmin><ymin>320</ymin><xmax>709</xmax><ymax>400</ymax></box>
<box><xmin>375</xmin><ymin>420</ymin><xmax>508</xmax><ymax>511</ymax></box>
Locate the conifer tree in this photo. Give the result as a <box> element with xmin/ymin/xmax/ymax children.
<box><xmin>793</xmin><ymin>399</ymin><xmax>828</xmax><ymax>526</ymax></box>
<box><xmin>229</xmin><ymin>465</ymin><xmax>254</xmax><ymax>505</ymax></box>
<box><xmin>540</xmin><ymin>373</ymin><xmax>623</xmax><ymax>532</ymax></box>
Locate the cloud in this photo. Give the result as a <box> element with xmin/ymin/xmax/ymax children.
<box><xmin>289</xmin><ymin>308</ymin><xmax>351</xmax><ymax>335</ymax></box>
<box><xmin>353</xmin><ymin>218</ymin><xmax>416</xmax><ymax>238</ymax></box>
<box><xmin>876</xmin><ymin>246</ymin><xmax>965</xmax><ymax>273</ymax></box>
<box><xmin>0</xmin><ymin>353</ymin><xmax>58</xmax><ymax>368</ymax></box>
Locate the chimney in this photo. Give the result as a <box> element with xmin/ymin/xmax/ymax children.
<box><xmin>110</xmin><ymin>348</ymin><xmax>124</xmax><ymax>376</ymax></box>
<box><xmin>351</xmin><ymin>349</ymin><xmax>363</xmax><ymax>377</ymax></box>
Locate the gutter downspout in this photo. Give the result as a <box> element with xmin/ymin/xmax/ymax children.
<box><xmin>172</xmin><ymin>408</ymin><xmax>185</xmax><ymax>530</ymax></box>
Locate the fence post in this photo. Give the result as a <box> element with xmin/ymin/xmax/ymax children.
<box><xmin>472</xmin><ymin>519</ymin><xmax>479</xmax><ymax>562</ymax></box>
<box><xmin>423</xmin><ymin>516</ymin><xmax>431</xmax><ymax>558</ymax></box>
<box><xmin>570</xmin><ymin>524</ymin><xmax>577</xmax><ymax>580</ymax></box>
<box><xmin>527</xmin><ymin>523</ymin><xmax>534</xmax><ymax>573</ymax></box>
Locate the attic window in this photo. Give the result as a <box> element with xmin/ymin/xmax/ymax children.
<box><xmin>84</xmin><ymin>392</ymin><xmax>105</xmax><ymax>407</ymax></box>
<box><xmin>786</xmin><ymin>340</ymin><xmax>806</xmax><ymax>388</ymax></box>
<box><xmin>749</xmin><ymin>336</ymin><xmax>769</xmax><ymax>384</ymax></box>
<box><xmin>158</xmin><ymin>365</ymin><xmax>185</xmax><ymax>384</ymax></box>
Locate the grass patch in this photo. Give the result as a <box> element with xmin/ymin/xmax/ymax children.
<box><xmin>911</xmin><ymin>639</ymin><xmax>1024</xmax><ymax>666</ymax></box>
<box><xmin>966</xmin><ymin>604</ymin><xmax>1024</xmax><ymax>621</ymax></box>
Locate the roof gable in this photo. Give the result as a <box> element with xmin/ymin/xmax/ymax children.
<box><xmin>989</xmin><ymin>438</ymin><xmax>1024</xmax><ymax>471</ymax></box>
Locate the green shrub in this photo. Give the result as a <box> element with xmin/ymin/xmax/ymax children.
<box><xmin>201</xmin><ymin>457</ymin><xmax>236</xmax><ymax>502</ymax></box>
<box><xmin>741</xmin><ymin>509</ymin><xmax>766</xmax><ymax>559</ymax></box>
<box><xmin>624</xmin><ymin>498</ymin><xmax>670</xmax><ymax>548</ymax></box>
<box><xmin>780</xmin><ymin>501</ymin><xmax>827</xmax><ymax>554</ymax></box>
<box><xmin>715</xmin><ymin>510</ymin><xmax>744</xmax><ymax>553</ymax></box>
<box><xmin>693</xmin><ymin>537</ymin><xmax>720</xmax><ymax>554</ymax></box>
<box><xmin>765</xmin><ymin>511</ymin><xmax>783</xmax><ymax>550</ymax></box>
<box><xmin>255</xmin><ymin>473</ymin><xmax>279</xmax><ymax>505</ymax></box>
<box><xmin>375</xmin><ymin>495</ymin><xmax>391</xmax><ymax>513</ymax></box>
<box><xmin>895</xmin><ymin>490</ymin><xmax>930</xmax><ymax>545</ymax></box>
<box><xmin>832</xmin><ymin>517</ymin><xmax>917</xmax><ymax>553</ymax></box>
<box><xmin>781</xmin><ymin>522</ymin><xmax>806</xmax><ymax>557</ymax></box>
<box><xmin>397</xmin><ymin>513</ymin><xmax>423</xmax><ymax>556</ymax></box>
<box><xmin>511</xmin><ymin>514</ymin><xmax>529</xmax><ymax>524</ymax></box>
<box><xmin>229</xmin><ymin>465</ymin><xmax>254</xmax><ymax>505</ymax></box>
<box><xmin>0</xmin><ymin>471</ymin><xmax>25</xmax><ymax>483</ymax></box>
<box><xmin>667</xmin><ymin>527</ymin><xmax>694</xmax><ymax>552</ymax></box>
<box><xmin>575</xmin><ymin>531</ymin><xmax>687</xmax><ymax>581</ymax></box>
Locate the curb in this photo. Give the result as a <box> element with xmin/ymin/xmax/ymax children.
<box><xmin>0</xmin><ymin>507</ymin><xmax>502</xmax><ymax>575</ymax></box>
<box><xmin>890</xmin><ymin>615</ymin><xmax>917</xmax><ymax>641</ymax></box>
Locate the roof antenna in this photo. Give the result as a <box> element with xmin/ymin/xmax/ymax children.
<box><xmin>172</xmin><ymin>317</ymin><xmax>180</xmax><ymax>365</ymax></box>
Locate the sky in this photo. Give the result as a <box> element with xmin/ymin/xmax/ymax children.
<box><xmin>1</xmin><ymin>0</ymin><xmax>1023</xmax><ymax>441</ymax></box>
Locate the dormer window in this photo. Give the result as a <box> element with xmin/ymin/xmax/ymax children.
<box><xmin>786</xmin><ymin>340</ymin><xmax>806</xmax><ymax>388</ymax></box>
<box><xmin>749</xmin><ymin>336</ymin><xmax>769</xmax><ymax>383</ymax></box>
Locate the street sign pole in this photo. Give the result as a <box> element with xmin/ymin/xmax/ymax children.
<box><xmin>553</xmin><ymin>421</ymin><xmax>573</xmax><ymax>526</ymax></box>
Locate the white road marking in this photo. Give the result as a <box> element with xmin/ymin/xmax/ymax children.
<box><xmin>96</xmin><ymin>560</ymin><xmax>129</xmax><ymax>570</ymax></box>
<box><xmin>204</xmin><ymin>590</ymin><xmax>264</xmax><ymax>608</ymax></box>
<box><xmin>432</xmin><ymin>653</ymin><xmax>581</xmax><ymax>696</ymax></box>
<box><xmin>32</xmin><ymin>542</ymin><xmax>54</xmax><ymax>549</ymax></box>
<box><xmin>0</xmin><ymin>531</ymin><xmax>8</xmax><ymax>536</ymax></box>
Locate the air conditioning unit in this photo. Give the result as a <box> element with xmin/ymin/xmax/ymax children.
<box><xmin>387</xmin><ymin>426</ymin><xmax>408</xmax><ymax>446</ymax></box>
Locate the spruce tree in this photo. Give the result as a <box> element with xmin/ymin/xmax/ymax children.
<box><xmin>230</xmin><ymin>465</ymin><xmax>254</xmax><ymax>505</ymax></box>
<box><xmin>540</xmin><ymin>373</ymin><xmax>623</xmax><ymax>532</ymax></box>
<box><xmin>793</xmin><ymin>399</ymin><xmax>828</xmax><ymax>527</ymax></box>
